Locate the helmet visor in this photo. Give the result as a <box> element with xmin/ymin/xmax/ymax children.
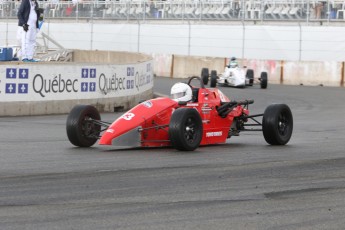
<box><xmin>171</xmin><ymin>92</ymin><xmax>186</xmax><ymax>99</ymax></box>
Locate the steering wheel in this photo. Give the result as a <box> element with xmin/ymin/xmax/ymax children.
<box><xmin>187</xmin><ymin>76</ymin><xmax>205</xmax><ymax>89</ymax></box>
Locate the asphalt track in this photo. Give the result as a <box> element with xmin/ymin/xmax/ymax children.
<box><xmin>1</xmin><ymin>76</ymin><xmax>345</xmax><ymax>230</ymax></box>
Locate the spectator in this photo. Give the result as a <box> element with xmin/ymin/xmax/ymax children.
<box><xmin>17</xmin><ymin>0</ymin><xmax>41</xmax><ymax>62</ymax></box>
<box><xmin>314</xmin><ymin>2</ymin><xmax>324</xmax><ymax>19</ymax></box>
<box><xmin>149</xmin><ymin>0</ymin><xmax>157</xmax><ymax>17</ymax></box>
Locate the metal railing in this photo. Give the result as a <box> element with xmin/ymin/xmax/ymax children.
<box><xmin>1</xmin><ymin>0</ymin><xmax>345</xmax><ymax>22</ymax></box>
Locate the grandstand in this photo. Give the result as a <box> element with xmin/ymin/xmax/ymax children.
<box><xmin>0</xmin><ymin>0</ymin><xmax>345</xmax><ymax>22</ymax></box>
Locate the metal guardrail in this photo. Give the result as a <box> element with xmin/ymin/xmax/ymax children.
<box><xmin>1</xmin><ymin>0</ymin><xmax>345</xmax><ymax>22</ymax></box>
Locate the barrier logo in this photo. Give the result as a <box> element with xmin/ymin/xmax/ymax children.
<box><xmin>127</xmin><ymin>67</ymin><xmax>134</xmax><ymax>76</ymax></box>
<box><xmin>90</xmin><ymin>69</ymin><xmax>96</xmax><ymax>78</ymax></box>
<box><xmin>4</xmin><ymin>68</ymin><xmax>29</xmax><ymax>95</ymax></box>
<box><xmin>18</xmin><ymin>83</ymin><xmax>29</xmax><ymax>94</ymax></box>
<box><xmin>6</xmin><ymin>68</ymin><xmax>17</xmax><ymax>79</ymax></box>
<box><xmin>89</xmin><ymin>82</ymin><xmax>96</xmax><ymax>92</ymax></box>
<box><xmin>80</xmin><ymin>68</ymin><xmax>97</xmax><ymax>93</ymax></box>
<box><xmin>19</xmin><ymin>69</ymin><xmax>29</xmax><ymax>79</ymax></box>
<box><xmin>82</xmin><ymin>68</ymin><xmax>97</xmax><ymax>78</ymax></box>
<box><xmin>81</xmin><ymin>68</ymin><xmax>89</xmax><ymax>78</ymax></box>
<box><xmin>81</xmin><ymin>82</ymin><xmax>89</xmax><ymax>92</ymax></box>
<box><xmin>5</xmin><ymin>83</ymin><xmax>16</xmax><ymax>94</ymax></box>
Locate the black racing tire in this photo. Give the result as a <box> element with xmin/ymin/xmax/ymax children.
<box><xmin>201</xmin><ymin>68</ymin><xmax>209</xmax><ymax>85</ymax></box>
<box><xmin>260</xmin><ymin>72</ymin><xmax>268</xmax><ymax>89</ymax></box>
<box><xmin>66</xmin><ymin>105</ymin><xmax>101</xmax><ymax>147</ymax></box>
<box><xmin>246</xmin><ymin>69</ymin><xmax>254</xmax><ymax>86</ymax></box>
<box><xmin>169</xmin><ymin>108</ymin><xmax>203</xmax><ymax>151</ymax></box>
<box><xmin>262</xmin><ymin>104</ymin><xmax>293</xmax><ymax>145</ymax></box>
<box><xmin>210</xmin><ymin>70</ymin><xmax>217</xmax><ymax>88</ymax></box>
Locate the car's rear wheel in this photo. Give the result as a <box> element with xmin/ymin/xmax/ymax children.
<box><xmin>201</xmin><ymin>68</ymin><xmax>209</xmax><ymax>85</ymax></box>
<box><xmin>260</xmin><ymin>72</ymin><xmax>268</xmax><ymax>89</ymax></box>
<box><xmin>210</xmin><ymin>70</ymin><xmax>217</xmax><ymax>88</ymax></box>
<box><xmin>246</xmin><ymin>69</ymin><xmax>254</xmax><ymax>86</ymax></box>
<box><xmin>66</xmin><ymin>105</ymin><xmax>101</xmax><ymax>147</ymax></box>
<box><xmin>169</xmin><ymin>108</ymin><xmax>203</xmax><ymax>151</ymax></box>
<box><xmin>262</xmin><ymin>104</ymin><xmax>293</xmax><ymax>145</ymax></box>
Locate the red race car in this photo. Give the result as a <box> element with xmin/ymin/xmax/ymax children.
<box><xmin>66</xmin><ymin>76</ymin><xmax>293</xmax><ymax>151</ymax></box>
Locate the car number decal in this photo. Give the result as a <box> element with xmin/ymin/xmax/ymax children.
<box><xmin>121</xmin><ymin>112</ymin><xmax>135</xmax><ymax>121</ymax></box>
<box><xmin>106</xmin><ymin>129</ymin><xmax>114</xmax><ymax>133</ymax></box>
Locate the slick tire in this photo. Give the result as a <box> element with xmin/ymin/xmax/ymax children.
<box><xmin>260</xmin><ymin>72</ymin><xmax>268</xmax><ymax>89</ymax></box>
<box><xmin>210</xmin><ymin>70</ymin><xmax>217</xmax><ymax>88</ymax></box>
<box><xmin>246</xmin><ymin>69</ymin><xmax>254</xmax><ymax>86</ymax></box>
<box><xmin>201</xmin><ymin>68</ymin><xmax>209</xmax><ymax>85</ymax></box>
<box><xmin>66</xmin><ymin>104</ymin><xmax>101</xmax><ymax>147</ymax></box>
<box><xmin>169</xmin><ymin>108</ymin><xmax>203</xmax><ymax>151</ymax></box>
<box><xmin>262</xmin><ymin>104</ymin><xmax>293</xmax><ymax>145</ymax></box>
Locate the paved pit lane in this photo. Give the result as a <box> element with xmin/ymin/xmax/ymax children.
<box><xmin>1</xmin><ymin>77</ymin><xmax>345</xmax><ymax>230</ymax></box>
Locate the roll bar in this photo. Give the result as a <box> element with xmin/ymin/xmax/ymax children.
<box><xmin>187</xmin><ymin>76</ymin><xmax>205</xmax><ymax>89</ymax></box>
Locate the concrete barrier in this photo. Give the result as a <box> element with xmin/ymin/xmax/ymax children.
<box><xmin>0</xmin><ymin>50</ymin><xmax>154</xmax><ymax>116</ymax></box>
<box><xmin>1</xmin><ymin>49</ymin><xmax>342</xmax><ymax>117</ymax></box>
<box><xmin>153</xmin><ymin>54</ymin><xmax>345</xmax><ymax>87</ymax></box>
<box><xmin>72</xmin><ymin>50</ymin><xmax>152</xmax><ymax>64</ymax></box>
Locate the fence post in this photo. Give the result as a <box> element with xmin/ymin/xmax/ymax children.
<box><xmin>188</xmin><ymin>20</ymin><xmax>191</xmax><ymax>56</ymax></box>
<box><xmin>299</xmin><ymin>23</ymin><xmax>302</xmax><ymax>61</ymax></box>
<box><xmin>341</xmin><ymin>62</ymin><xmax>344</xmax><ymax>87</ymax></box>
<box><xmin>90</xmin><ymin>4</ymin><xmax>94</xmax><ymax>50</ymax></box>
<box><xmin>241</xmin><ymin>21</ymin><xmax>245</xmax><ymax>64</ymax></box>
<box><xmin>280</xmin><ymin>60</ymin><xmax>284</xmax><ymax>84</ymax></box>
<box><xmin>6</xmin><ymin>17</ymin><xmax>9</xmax><ymax>46</ymax></box>
<box><xmin>137</xmin><ymin>21</ymin><xmax>141</xmax><ymax>53</ymax></box>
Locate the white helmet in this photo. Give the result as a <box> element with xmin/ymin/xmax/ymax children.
<box><xmin>229</xmin><ymin>57</ymin><xmax>238</xmax><ymax>68</ymax></box>
<box><xmin>229</xmin><ymin>62</ymin><xmax>238</xmax><ymax>68</ymax></box>
<box><xmin>170</xmin><ymin>82</ymin><xmax>192</xmax><ymax>102</ymax></box>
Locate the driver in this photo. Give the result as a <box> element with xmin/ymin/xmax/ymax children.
<box><xmin>229</xmin><ymin>57</ymin><xmax>238</xmax><ymax>68</ymax></box>
<box><xmin>170</xmin><ymin>82</ymin><xmax>192</xmax><ymax>102</ymax></box>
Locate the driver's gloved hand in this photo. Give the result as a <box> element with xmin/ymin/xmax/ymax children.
<box><xmin>23</xmin><ymin>24</ymin><xmax>29</xmax><ymax>32</ymax></box>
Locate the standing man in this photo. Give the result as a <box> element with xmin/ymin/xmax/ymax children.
<box><xmin>17</xmin><ymin>0</ymin><xmax>41</xmax><ymax>62</ymax></box>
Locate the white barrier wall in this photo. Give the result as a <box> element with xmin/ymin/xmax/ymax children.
<box><xmin>2</xmin><ymin>21</ymin><xmax>345</xmax><ymax>62</ymax></box>
<box><xmin>0</xmin><ymin>59</ymin><xmax>154</xmax><ymax>116</ymax></box>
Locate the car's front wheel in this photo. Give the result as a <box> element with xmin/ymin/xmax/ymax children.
<box><xmin>169</xmin><ymin>108</ymin><xmax>203</xmax><ymax>151</ymax></box>
<box><xmin>262</xmin><ymin>104</ymin><xmax>293</xmax><ymax>145</ymax></box>
<box><xmin>260</xmin><ymin>72</ymin><xmax>268</xmax><ymax>89</ymax></box>
<box><xmin>210</xmin><ymin>70</ymin><xmax>217</xmax><ymax>88</ymax></box>
<box><xmin>246</xmin><ymin>69</ymin><xmax>254</xmax><ymax>86</ymax></box>
<box><xmin>66</xmin><ymin>105</ymin><xmax>101</xmax><ymax>147</ymax></box>
<box><xmin>201</xmin><ymin>68</ymin><xmax>209</xmax><ymax>85</ymax></box>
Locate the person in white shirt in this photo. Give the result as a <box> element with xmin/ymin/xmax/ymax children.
<box><xmin>17</xmin><ymin>0</ymin><xmax>41</xmax><ymax>62</ymax></box>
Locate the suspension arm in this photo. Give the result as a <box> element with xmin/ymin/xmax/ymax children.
<box><xmin>217</xmin><ymin>100</ymin><xmax>254</xmax><ymax>117</ymax></box>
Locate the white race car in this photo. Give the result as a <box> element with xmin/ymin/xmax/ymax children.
<box><xmin>201</xmin><ymin>65</ymin><xmax>268</xmax><ymax>89</ymax></box>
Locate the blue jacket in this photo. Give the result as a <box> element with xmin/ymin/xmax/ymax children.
<box><xmin>17</xmin><ymin>0</ymin><xmax>41</xmax><ymax>28</ymax></box>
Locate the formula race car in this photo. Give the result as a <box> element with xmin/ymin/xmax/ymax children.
<box><xmin>66</xmin><ymin>76</ymin><xmax>292</xmax><ymax>151</ymax></box>
<box><xmin>201</xmin><ymin>64</ymin><xmax>268</xmax><ymax>89</ymax></box>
